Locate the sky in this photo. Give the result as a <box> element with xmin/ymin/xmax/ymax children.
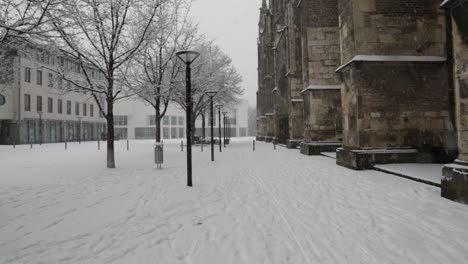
<box><xmin>190</xmin><ymin>0</ymin><xmax>263</xmax><ymax>106</ymax></box>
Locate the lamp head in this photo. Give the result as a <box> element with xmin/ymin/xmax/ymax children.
<box><xmin>205</xmin><ymin>90</ymin><xmax>217</xmax><ymax>97</ymax></box>
<box><xmin>222</xmin><ymin>111</ymin><xmax>228</xmax><ymax>115</ymax></box>
<box><xmin>176</xmin><ymin>50</ymin><xmax>200</xmax><ymax>65</ymax></box>
<box><xmin>215</xmin><ymin>104</ymin><xmax>223</xmax><ymax>109</ymax></box>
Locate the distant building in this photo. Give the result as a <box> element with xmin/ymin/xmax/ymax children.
<box><xmin>0</xmin><ymin>44</ymin><xmax>106</xmax><ymax>145</ymax></box>
<box><xmin>114</xmin><ymin>98</ymin><xmax>250</xmax><ymax>140</ymax></box>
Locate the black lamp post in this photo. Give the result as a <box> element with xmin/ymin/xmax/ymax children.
<box><xmin>176</xmin><ymin>50</ymin><xmax>200</xmax><ymax>187</ymax></box>
<box><xmin>216</xmin><ymin>104</ymin><xmax>223</xmax><ymax>152</ymax></box>
<box><xmin>37</xmin><ymin>111</ymin><xmax>43</xmax><ymax>145</ymax></box>
<box><xmin>222</xmin><ymin>111</ymin><xmax>227</xmax><ymax>147</ymax></box>
<box><xmin>205</xmin><ymin>90</ymin><xmax>217</xmax><ymax>161</ymax></box>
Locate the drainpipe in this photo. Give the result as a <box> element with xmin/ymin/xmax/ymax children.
<box><xmin>445</xmin><ymin>8</ymin><xmax>458</xmax><ymax>159</ymax></box>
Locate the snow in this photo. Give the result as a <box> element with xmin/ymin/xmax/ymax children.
<box><xmin>441</xmin><ymin>0</ymin><xmax>453</xmax><ymax>7</ymax></box>
<box><xmin>1</xmin><ymin>139</ymin><xmax>468</xmax><ymax>263</ymax></box>
<box><xmin>300</xmin><ymin>85</ymin><xmax>341</xmax><ymax>94</ymax></box>
<box><xmin>321</xmin><ymin>152</ymin><xmax>337</xmax><ymax>159</ymax></box>
<box><xmin>374</xmin><ymin>163</ymin><xmax>444</xmax><ymax>185</ymax></box>
<box><xmin>336</xmin><ymin>55</ymin><xmax>446</xmax><ymax>72</ymax></box>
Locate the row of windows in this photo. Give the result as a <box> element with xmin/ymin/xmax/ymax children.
<box><xmin>148</xmin><ymin>115</ymin><xmax>185</xmax><ymax>126</ymax></box>
<box><xmin>114</xmin><ymin>115</ymin><xmax>128</xmax><ymax>126</ymax></box>
<box><xmin>135</xmin><ymin>127</ymin><xmax>185</xmax><ymax>139</ymax></box>
<box><xmin>27</xmin><ymin>52</ymin><xmax>103</xmax><ymax>78</ymax></box>
<box><xmin>24</xmin><ymin>94</ymin><xmax>97</xmax><ymax>117</ymax></box>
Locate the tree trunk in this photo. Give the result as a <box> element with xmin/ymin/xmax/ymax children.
<box><xmin>201</xmin><ymin>111</ymin><xmax>206</xmax><ymax>139</ymax></box>
<box><xmin>155</xmin><ymin>105</ymin><xmax>161</xmax><ymax>142</ymax></box>
<box><xmin>106</xmin><ymin>98</ymin><xmax>115</xmax><ymax>168</ymax></box>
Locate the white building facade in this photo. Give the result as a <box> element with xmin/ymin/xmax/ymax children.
<box><xmin>114</xmin><ymin>99</ymin><xmax>250</xmax><ymax>140</ymax></box>
<box><xmin>0</xmin><ymin>46</ymin><xmax>106</xmax><ymax>144</ymax></box>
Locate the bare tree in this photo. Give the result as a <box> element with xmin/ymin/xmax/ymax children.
<box><xmin>172</xmin><ymin>43</ymin><xmax>244</xmax><ymax>139</ymax></box>
<box><xmin>0</xmin><ymin>0</ymin><xmax>58</xmax><ymax>43</ymax></box>
<box><xmin>124</xmin><ymin>0</ymin><xmax>199</xmax><ymax>142</ymax></box>
<box><xmin>0</xmin><ymin>0</ymin><xmax>62</xmax><ymax>95</ymax></box>
<box><xmin>48</xmin><ymin>0</ymin><xmax>162</xmax><ymax>168</ymax></box>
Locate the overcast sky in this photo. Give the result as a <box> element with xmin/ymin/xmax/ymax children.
<box><xmin>190</xmin><ymin>0</ymin><xmax>262</xmax><ymax>106</ymax></box>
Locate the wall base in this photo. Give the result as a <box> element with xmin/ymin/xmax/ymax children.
<box><xmin>300</xmin><ymin>142</ymin><xmax>342</xmax><ymax>155</ymax></box>
<box><xmin>287</xmin><ymin>139</ymin><xmax>304</xmax><ymax>149</ymax></box>
<box><xmin>442</xmin><ymin>161</ymin><xmax>468</xmax><ymax>205</ymax></box>
<box><xmin>256</xmin><ymin>136</ymin><xmax>265</xmax><ymax>141</ymax></box>
<box><xmin>265</xmin><ymin>136</ymin><xmax>274</xmax><ymax>143</ymax></box>
<box><xmin>336</xmin><ymin>147</ymin><xmax>419</xmax><ymax>170</ymax></box>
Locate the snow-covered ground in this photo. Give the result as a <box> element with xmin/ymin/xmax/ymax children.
<box><xmin>1</xmin><ymin>138</ymin><xmax>468</xmax><ymax>263</ymax></box>
<box><xmin>374</xmin><ymin>164</ymin><xmax>443</xmax><ymax>185</ymax></box>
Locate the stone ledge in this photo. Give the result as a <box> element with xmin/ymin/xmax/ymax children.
<box><xmin>442</xmin><ymin>162</ymin><xmax>468</xmax><ymax>205</ymax></box>
<box><xmin>256</xmin><ymin>136</ymin><xmax>265</xmax><ymax>141</ymax></box>
<box><xmin>300</xmin><ymin>141</ymin><xmax>342</xmax><ymax>155</ymax></box>
<box><xmin>336</xmin><ymin>147</ymin><xmax>419</xmax><ymax>170</ymax></box>
<box><xmin>287</xmin><ymin>139</ymin><xmax>304</xmax><ymax>149</ymax></box>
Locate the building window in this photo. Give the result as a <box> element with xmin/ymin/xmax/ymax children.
<box><xmin>171</xmin><ymin>127</ymin><xmax>177</xmax><ymax>138</ymax></box>
<box><xmin>163</xmin><ymin>116</ymin><xmax>169</xmax><ymax>125</ymax></box>
<box><xmin>47</xmin><ymin>97</ymin><xmax>53</xmax><ymax>113</ymax></box>
<box><xmin>75</xmin><ymin>102</ymin><xmax>79</xmax><ymax>115</ymax></box>
<box><xmin>24</xmin><ymin>68</ymin><xmax>31</xmax><ymax>83</ymax></box>
<box><xmin>58</xmin><ymin>78</ymin><xmax>63</xmax><ymax>89</ymax></box>
<box><xmin>163</xmin><ymin>127</ymin><xmax>169</xmax><ymax>138</ymax></box>
<box><xmin>48</xmin><ymin>73</ymin><xmax>54</xmax><ymax>88</ymax></box>
<box><xmin>179</xmin><ymin>128</ymin><xmax>184</xmax><ymax>138</ymax></box>
<box><xmin>171</xmin><ymin>116</ymin><xmax>177</xmax><ymax>125</ymax></box>
<box><xmin>178</xmin><ymin>116</ymin><xmax>184</xmax><ymax>126</ymax></box>
<box><xmin>36</xmin><ymin>96</ymin><xmax>42</xmax><ymax>112</ymax></box>
<box><xmin>24</xmin><ymin>94</ymin><xmax>31</xmax><ymax>111</ymax></box>
<box><xmin>58</xmin><ymin>99</ymin><xmax>63</xmax><ymax>114</ymax></box>
<box><xmin>67</xmin><ymin>100</ymin><xmax>71</xmax><ymax>115</ymax></box>
<box><xmin>37</xmin><ymin>70</ymin><xmax>42</xmax><ymax>85</ymax></box>
<box><xmin>90</xmin><ymin>104</ymin><xmax>94</xmax><ymax>117</ymax></box>
<box><xmin>83</xmin><ymin>103</ymin><xmax>87</xmax><ymax>116</ymax></box>
<box><xmin>114</xmin><ymin>115</ymin><xmax>128</xmax><ymax>126</ymax></box>
<box><xmin>148</xmin><ymin>115</ymin><xmax>156</xmax><ymax>125</ymax></box>
<box><xmin>134</xmin><ymin>127</ymin><xmax>155</xmax><ymax>139</ymax></box>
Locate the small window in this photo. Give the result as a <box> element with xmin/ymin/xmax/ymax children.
<box><xmin>37</xmin><ymin>70</ymin><xmax>42</xmax><ymax>85</ymax></box>
<box><xmin>58</xmin><ymin>78</ymin><xmax>63</xmax><ymax>89</ymax></box>
<box><xmin>24</xmin><ymin>94</ymin><xmax>31</xmax><ymax>111</ymax></box>
<box><xmin>171</xmin><ymin>116</ymin><xmax>177</xmax><ymax>125</ymax></box>
<box><xmin>178</xmin><ymin>116</ymin><xmax>184</xmax><ymax>126</ymax></box>
<box><xmin>58</xmin><ymin>99</ymin><xmax>63</xmax><ymax>114</ymax></box>
<box><xmin>47</xmin><ymin>97</ymin><xmax>53</xmax><ymax>113</ymax></box>
<box><xmin>75</xmin><ymin>102</ymin><xmax>79</xmax><ymax>115</ymax></box>
<box><xmin>36</xmin><ymin>96</ymin><xmax>42</xmax><ymax>112</ymax></box>
<box><xmin>67</xmin><ymin>100</ymin><xmax>71</xmax><ymax>115</ymax></box>
<box><xmin>83</xmin><ymin>103</ymin><xmax>87</xmax><ymax>116</ymax></box>
<box><xmin>24</xmin><ymin>68</ymin><xmax>31</xmax><ymax>83</ymax></box>
<box><xmin>48</xmin><ymin>73</ymin><xmax>54</xmax><ymax>88</ymax></box>
<box><xmin>163</xmin><ymin>116</ymin><xmax>169</xmax><ymax>125</ymax></box>
<box><xmin>90</xmin><ymin>104</ymin><xmax>94</xmax><ymax>117</ymax></box>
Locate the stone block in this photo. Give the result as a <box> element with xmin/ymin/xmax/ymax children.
<box><xmin>442</xmin><ymin>163</ymin><xmax>468</xmax><ymax>205</ymax></box>
<box><xmin>300</xmin><ymin>141</ymin><xmax>342</xmax><ymax>156</ymax></box>
<box><xmin>336</xmin><ymin>147</ymin><xmax>419</xmax><ymax>170</ymax></box>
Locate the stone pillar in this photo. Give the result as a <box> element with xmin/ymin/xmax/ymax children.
<box><xmin>335</xmin><ymin>0</ymin><xmax>456</xmax><ymax>169</ymax></box>
<box><xmin>298</xmin><ymin>0</ymin><xmax>343</xmax><ymax>155</ymax></box>
<box><xmin>442</xmin><ymin>0</ymin><xmax>468</xmax><ymax>204</ymax></box>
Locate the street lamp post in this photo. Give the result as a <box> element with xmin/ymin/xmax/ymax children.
<box><xmin>37</xmin><ymin>111</ymin><xmax>43</xmax><ymax>145</ymax></box>
<box><xmin>205</xmin><ymin>90</ymin><xmax>217</xmax><ymax>161</ymax></box>
<box><xmin>222</xmin><ymin>111</ymin><xmax>227</xmax><ymax>147</ymax></box>
<box><xmin>77</xmin><ymin>117</ymin><xmax>82</xmax><ymax>144</ymax></box>
<box><xmin>176</xmin><ymin>50</ymin><xmax>200</xmax><ymax>187</ymax></box>
<box><xmin>216</xmin><ymin>104</ymin><xmax>223</xmax><ymax>152</ymax></box>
